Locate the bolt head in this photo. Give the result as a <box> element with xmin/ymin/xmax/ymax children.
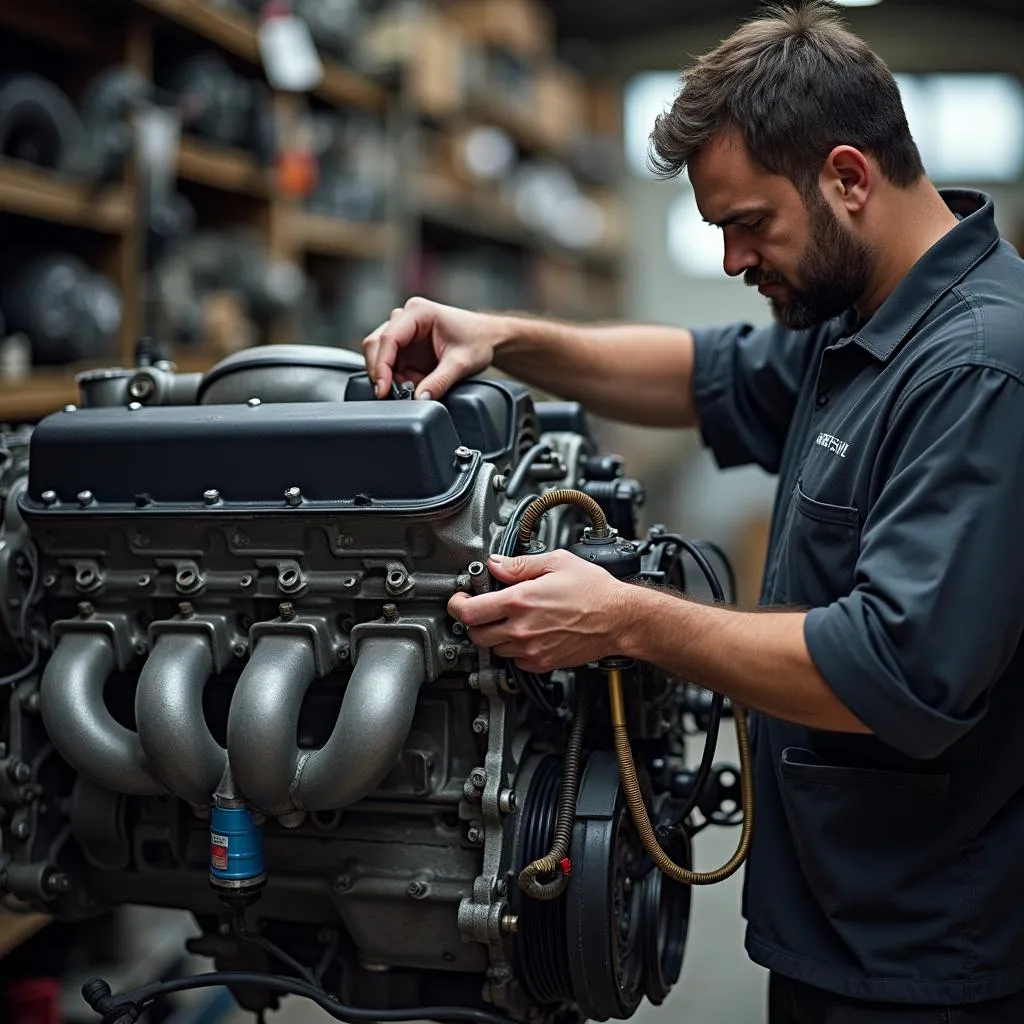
<box><xmin>128</xmin><ymin>375</ymin><xmax>155</xmax><ymax>400</ymax></box>
<box><xmin>455</xmin><ymin>446</ymin><xmax>472</xmax><ymax>461</ymax></box>
<box><xmin>279</xmin><ymin>602</ymin><xmax>295</xmax><ymax>620</ymax></box>
<box><xmin>134</xmin><ymin>640</ymin><xmax>148</xmax><ymax>656</ymax></box>
<box><xmin>284</xmin><ymin>487</ymin><xmax>302</xmax><ymax>507</ymax></box>
<box><xmin>178</xmin><ymin>601</ymin><xmax>194</xmax><ymax>617</ymax></box>
<box><xmin>471</xmin><ymin>716</ymin><xmax>488</xmax><ymax>734</ymax></box>
<box><xmin>382</xmin><ymin>603</ymin><xmax>398</xmax><ymax>621</ymax></box>
<box><xmin>78</xmin><ymin>601</ymin><xmax>94</xmax><ymax>618</ymax></box>
<box><xmin>467</xmin><ymin>826</ymin><xmax>483</xmax><ymax>844</ymax></box>
<box><xmin>41</xmin><ymin>490</ymin><xmax>57</xmax><ymax>506</ymax></box>
<box><xmin>406</xmin><ymin>880</ymin><xmax>428</xmax><ymax>899</ymax></box>
<box><xmin>247</xmin><ymin>397</ymin><xmax>262</xmax><ymax>407</ymax></box>
<box><xmin>334</xmin><ymin>875</ymin><xmax>352</xmax><ymax>893</ymax></box>
<box><xmin>203</xmin><ymin>489</ymin><xmax>220</xmax><ymax>505</ymax></box>
<box><xmin>492</xmin><ymin>475</ymin><xmax>507</xmax><ymax>492</ymax></box>
<box><xmin>443</xmin><ymin>645</ymin><xmax>458</xmax><ymax>661</ymax></box>
<box><xmin>63</xmin><ymin>404</ymin><xmax>77</xmax><ymax>413</ymax></box>
<box><xmin>128</xmin><ymin>401</ymin><xmax>143</xmax><ymax>411</ymax></box>
<box><xmin>11</xmin><ymin>761</ymin><xmax>31</xmax><ymax>784</ymax></box>
<box><xmin>232</xmin><ymin>641</ymin><xmax>248</xmax><ymax>658</ymax></box>
<box><xmin>77</xmin><ymin>490</ymin><xmax>94</xmax><ymax>507</ymax></box>
<box><xmin>12</xmin><ymin>820</ymin><xmax>29</xmax><ymax>840</ymax></box>
<box><xmin>469</xmin><ymin>768</ymin><xmax>487</xmax><ymax>788</ymax></box>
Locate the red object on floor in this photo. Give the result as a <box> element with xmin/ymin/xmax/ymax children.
<box><xmin>6</xmin><ymin>978</ymin><xmax>62</xmax><ymax>1024</ymax></box>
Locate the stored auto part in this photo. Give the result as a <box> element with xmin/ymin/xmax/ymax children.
<box><xmin>0</xmin><ymin>345</ymin><xmax>745</xmax><ymax>1023</ymax></box>
<box><xmin>0</xmin><ymin>73</ymin><xmax>86</xmax><ymax>173</ymax></box>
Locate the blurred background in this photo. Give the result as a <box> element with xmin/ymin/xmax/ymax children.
<box><xmin>0</xmin><ymin>0</ymin><xmax>1022</xmax><ymax>1020</ymax></box>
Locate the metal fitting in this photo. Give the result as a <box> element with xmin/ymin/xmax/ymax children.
<box><xmin>471</xmin><ymin>715</ymin><xmax>489</xmax><ymax>735</ymax></box>
<box><xmin>203</xmin><ymin>489</ymin><xmax>220</xmax><ymax>505</ymax></box>
<box><xmin>279</xmin><ymin>602</ymin><xmax>295</xmax><ymax>620</ymax></box>
<box><xmin>500</xmin><ymin>914</ymin><xmax>519</xmax><ymax>936</ymax></box>
<box><xmin>467</xmin><ymin>826</ymin><xmax>484</xmax><ymax>845</ymax></box>
<box><xmin>284</xmin><ymin>487</ymin><xmax>302</xmax><ymax>507</ymax></box>
<box><xmin>382</xmin><ymin>603</ymin><xmax>399</xmax><ymax>622</ymax></box>
<box><xmin>128</xmin><ymin>402</ymin><xmax>142</xmax><ymax>411</ymax></box>
<box><xmin>499</xmin><ymin>789</ymin><xmax>517</xmax><ymax>814</ymax></box>
<box><xmin>469</xmin><ymin>768</ymin><xmax>487</xmax><ymax>789</ymax></box>
<box><xmin>128</xmin><ymin>375</ymin><xmax>155</xmax><ymax>401</ymax></box>
<box><xmin>247</xmin><ymin>397</ymin><xmax>262</xmax><ymax>407</ymax></box>
<box><xmin>63</xmin><ymin>404</ymin><xmax>77</xmax><ymax>413</ymax></box>
<box><xmin>178</xmin><ymin>601</ymin><xmax>194</xmax><ymax>617</ymax></box>
<box><xmin>77</xmin><ymin>490</ymin><xmax>94</xmax><ymax>507</ymax></box>
<box><xmin>41</xmin><ymin>490</ymin><xmax>57</xmax><ymax>507</ymax></box>
<box><xmin>455</xmin><ymin>446</ymin><xmax>473</xmax><ymax>462</ymax></box>
<box><xmin>406</xmin><ymin>879</ymin><xmax>429</xmax><ymax>899</ymax></box>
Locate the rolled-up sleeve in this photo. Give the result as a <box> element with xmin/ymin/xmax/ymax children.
<box><xmin>805</xmin><ymin>364</ymin><xmax>1024</xmax><ymax>759</ymax></box>
<box><xmin>691</xmin><ymin>321</ymin><xmax>821</xmax><ymax>473</ymax></box>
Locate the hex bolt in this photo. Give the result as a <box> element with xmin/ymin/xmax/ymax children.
<box><xmin>203</xmin><ymin>489</ymin><xmax>221</xmax><ymax>505</ymax></box>
<box><xmin>41</xmin><ymin>490</ymin><xmax>57</xmax><ymax>507</ymax></box>
<box><xmin>247</xmin><ymin>397</ymin><xmax>262</xmax><ymax>407</ymax></box>
<box><xmin>406</xmin><ymin>880</ymin><xmax>429</xmax><ymax>899</ymax></box>
<box><xmin>452</xmin><ymin>621</ymin><xmax>466</xmax><ymax>636</ymax></box>
<box><xmin>471</xmin><ymin>716</ymin><xmax>489</xmax><ymax>735</ymax></box>
<box><xmin>77</xmin><ymin>490</ymin><xmax>94</xmax><ymax>507</ymax></box>
<box><xmin>469</xmin><ymin>768</ymin><xmax>487</xmax><ymax>789</ymax></box>
<box><xmin>233</xmin><ymin>641</ymin><xmax>248</xmax><ymax>658</ymax></box>
<box><xmin>279</xmin><ymin>602</ymin><xmax>295</xmax><ymax>620</ymax></box>
<box><xmin>128</xmin><ymin>375</ymin><xmax>155</xmax><ymax>401</ymax></box>
<box><xmin>443</xmin><ymin>645</ymin><xmax>458</xmax><ymax>662</ymax></box>
<box><xmin>467</xmin><ymin>826</ymin><xmax>484</xmax><ymax>845</ymax></box>
<box><xmin>7</xmin><ymin>760</ymin><xmax>31</xmax><ymax>784</ymax></box>
<box><xmin>455</xmin><ymin>446</ymin><xmax>473</xmax><ymax>462</ymax></box>
<box><xmin>178</xmin><ymin>601</ymin><xmax>194</xmax><ymax>617</ymax></box>
<box><xmin>382</xmin><ymin>603</ymin><xmax>399</xmax><ymax>621</ymax></box>
<box><xmin>78</xmin><ymin>601</ymin><xmax>94</xmax><ymax>618</ymax></box>
<box><xmin>284</xmin><ymin>487</ymin><xmax>303</xmax><ymax>507</ymax></box>
<box><xmin>12</xmin><ymin>820</ymin><xmax>29</xmax><ymax>840</ymax></box>
<box><xmin>500</xmin><ymin>914</ymin><xmax>520</xmax><ymax>936</ymax></box>
<box><xmin>492</xmin><ymin>474</ymin><xmax>507</xmax><ymax>493</ymax></box>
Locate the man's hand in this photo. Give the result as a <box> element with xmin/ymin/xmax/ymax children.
<box><xmin>361</xmin><ymin>297</ymin><xmax>507</xmax><ymax>401</ymax></box>
<box><xmin>448</xmin><ymin>551</ymin><xmax>631</xmax><ymax>673</ymax></box>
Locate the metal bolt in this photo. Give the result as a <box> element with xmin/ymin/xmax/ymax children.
<box><xmin>343</xmin><ymin>577</ymin><xmax>357</xmax><ymax>589</ymax></box>
<box><xmin>233</xmin><ymin>641</ymin><xmax>248</xmax><ymax>658</ymax></box>
<box><xmin>492</xmin><ymin>475</ymin><xmax>507</xmax><ymax>493</ymax></box>
<box><xmin>41</xmin><ymin>490</ymin><xmax>57</xmax><ymax>507</ymax></box>
<box><xmin>134</xmin><ymin>640</ymin><xmax>148</xmax><ymax>656</ymax></box>
<box><xmin>78</xmin><ymin>601</ymin><xmax>94</xmax><ymax>618</ymax></box>
<box><xmin>128</xmin><ymin>401</ymin><xmax>142</xmax><ymax>411</ymax></box>
<box><xmin>284</xmin><ymin>487</ymin><xmax>302</xmax><ymax>507</ymax></box>
<box><xmin>468</xmin><ymin>561</ymin><xmax>485</xmax><ymax>577</ymax></box>
<box><xmin>178</xmin><ymin>601</ymin><xmax>194</xmax><ymax>617</ymax></box>
<box><xmin>336</xmin><ymin>644</ymin><xmax>350</xmax><ymax>661</ymax></box>
<box><xmin>406</xmin><ymin>880</ymin><xmax>428</xmax><ymax>899</ymax></box>
<box><xmin>500</xmin><ymin>914</ymin><xmax>519</xmax><ymax>936</ymax></box>
<box><xmin>499</xmin><ymin>789</ymin><xmax>517</xmax><ymax>814</ymax></box>
<box><xmin>452</xmin><ymin>621</ymin><xmax>466</xmax><ymax>635</ymax></box>
<box><xmin>203</xmin><ymin>489</ymin><xmax>220</xmax><ymax>505</ymax></box>
<box><xmin>455</xmin><ymin>446</ymin><xmax>473</xmax><ymax>462</ymax></box>
<box><xmin>8</xmin><ymin>761</ymin><xmax>31</xmax><ymax>784</ymax></box>
<box><xmin>247</xmin><ymin>397</ymin><xmax>262</xmax><ymax>407</ymax></box>
<box><xmin>467</xmin><ymin>826</ymin><xmax>484</xmax><ymax>845</ymax></box>
<box><xmin>45</xmin><ymin>872</ymin><xmax>70</xmax><ymax>893</ymax></box>
<box><xmin>128</xmin><ymin>375</ymin><xmax>155</xmax><ymax>401</ymax></box>
<box><xmin>240</xmin><ymin>574</ymin><xmax>253</xmax><ymax>588</ymax></box>
<box><xmin>279</xmin><ymin>602</ymin><xmax>295</xmax><ymax>620</ymax></box>
<box><xmin>495</xmin><ymin>879</ymin><xmax>508</xmax><ymax>897</ymax></box>
<box><xmin>471</xmin><ymin>716</ymin><xmax>488</xmax><ymax>735</ymax></box>
<box><xmin>12</xmin><ymin>820</ymin><xmax>30</xmax><ymax>840</ymax></box>
<box><xmin>43</xmin><ymin>574</ymin><xmax>57</xmax><ymax>588</ymax></box>
<box><xmin>77</xmin><ymin>490</ymin><xmax>94</xmax><ymax>507</ymax></box>
<box><xmin>469</xmin><ymin>768</ymin><xmax>487</xmax><ymax>789</ymax></box>
<box><xmin>63</xmin><ymin>404</ymin><xmax>77</xmax><ymax>413</ymax></box>
<box><xmin>137</xmin><ymin>574</ymin><xmax>151</xmax><ymax>588</ymax></box>
<box><xmin>385</xmin><ymin>569</ymin><xmax>407</xmax><ymax>594</ymax></box>
<box><xmin>382</xmin><ymin>603</ymin><xmax>398</xmax><ymax>621</ymax></box>
<box><xmin>333</xmin><ymin>874</ymin><xmax>352</xmax><ymax>893</ymax></box>
<box><xmin>443</xmin><ymin>645</ymin><xmax>458</xmax><ymax>662</ymax></box>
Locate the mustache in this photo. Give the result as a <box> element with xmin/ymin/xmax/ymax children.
<box><xmin>745</xmin><ymin>269</ymin><xmax>788</xmax><ymax>288</ymax></box>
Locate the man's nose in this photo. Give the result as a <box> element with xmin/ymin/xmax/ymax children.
<box><xmin>722</xmin><ymin>236</ymin><xmax>759</xmax><ymax>278</ymax></box>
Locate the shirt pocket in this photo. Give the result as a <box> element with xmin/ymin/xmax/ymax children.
<box><xmin>769</xmin><ymin>481</ymin><xmax>860</xmax><ymax>606</ymax></box>
<box><xmin>777</xmin><ymin>747</ymin><xmax>962</xmax><ymax>977</ymax></box>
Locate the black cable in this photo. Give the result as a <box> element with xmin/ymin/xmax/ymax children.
<box><xmin>84</xmin><ymin>972</ymin><xmax>519</xmax><ymax>1024</ymax></box>
<box><xmin>232</xmin><ymin>908</ymin><xmax>320</xmax><ymax>989</ymax></box>
<box><xmin>693</xmin><ymin>539</ymin><xmax>738</xmax><ymax>605</ymax></box>
<box><xmin>639</xmin><ymin>532</ymin><xmax>729</xmax><ymax>832</ymax></box>
<box><xmin>314</xmin><ymin>931</ymin><xmax>340</xmax><ymax>987</ymax></box>
<box><xmin>504</xmin><ymin>443</ymin><xmax>552</xmax><ymax>500</ymax></box>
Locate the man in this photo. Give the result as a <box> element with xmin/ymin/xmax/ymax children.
<box><xmin>363</xmin><ymin>2</ymin><xmax>1024</xmax><ymax>1020</ymax></box>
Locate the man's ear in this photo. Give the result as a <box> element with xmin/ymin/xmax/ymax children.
<box><xmin>821</xmin><ymin>145</ymin><xmax>871</xmax><ymax>214</ymax></box>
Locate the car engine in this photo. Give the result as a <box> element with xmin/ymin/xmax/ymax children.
<box><xmin>0</xmin><ymin>345</ymin><xmax>747</xmax><ymax>1024</ymax></box>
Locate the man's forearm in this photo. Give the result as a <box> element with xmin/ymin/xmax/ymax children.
<box><xmin>493</xmin><ymin>317</ymin><xmax>698</xmax><ymax>428</ymax></box>
<box><xmin>616</xmin><ymin>587</ymin><xmax>870</xmax><ymax>733</ymax></box>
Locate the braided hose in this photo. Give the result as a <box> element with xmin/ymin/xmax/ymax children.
<box><xmin>516</xmin><ymin>489</ymin><xmax>609</xmax><ymax>553</ymax></box>
<box><xmin>608</xmin><ymin>667</ymin><xmax>753</xmax><ymax>884</ymax></box>
<box><xmin>518</xmin><ymin>685</ymin><xmax>589</xmax><ymax>899</ymax></box>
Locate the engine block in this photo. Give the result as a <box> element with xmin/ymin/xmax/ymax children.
<box><xmin>0</xmin><ymin>346</ymin><xmax>722</xmax><ymax>1023</ymax></box>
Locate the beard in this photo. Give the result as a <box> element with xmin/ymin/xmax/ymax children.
<box><xmin>745</xmin><ymin>194</ymin><xmax>875</xmax><ymax>331</ymax></box>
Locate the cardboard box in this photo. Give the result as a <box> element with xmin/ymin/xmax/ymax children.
<box><xmin>534</xmin><ymin>64</ymin><xmax>586</xmax><ymax>152</ymax></box>
<box><xmin>444</xmin><ymin>0</ymin><xmax>554</xmax><ymax>60</ymax></box>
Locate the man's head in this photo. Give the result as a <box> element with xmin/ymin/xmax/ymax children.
<box><xmin>651</xmin><ymin>1</ymin><xmax>926</xmax><ymax>329</ymax></box>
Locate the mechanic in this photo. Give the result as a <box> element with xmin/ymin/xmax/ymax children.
<box><xmin>363</xmin><ymin>2</ymin><xmax>1024</xmax><ymax>1021</ymax></box>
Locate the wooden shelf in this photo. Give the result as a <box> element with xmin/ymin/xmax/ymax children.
<box><xmin>290</xmin><ymin>212</ymin><xmax>392</xmax><ymax>259</ymax></box>
<box><xmin>0</xmin><ymin>370</ymin><xmax>82</xmax><ymax>422</ymax></box>
<box><xmin>135</xmin><ymin>0</ymin><xmax>387</xmax><ymax>114</ymax></box>
<box><xmin>177</xmin><ymin>136</ymin><xmax>271</xmax><ymax>196</ymax></box>
<box><xmin>0</xmin><ymin>162</ymin><xmax>133</xmax><ymax>234</ymax></box>
<box><xmin>0</xmin><ymin>0</ymin><xmax>99</xmax><ymax>51</ymax></box>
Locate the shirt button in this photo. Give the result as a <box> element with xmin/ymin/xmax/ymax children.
<box><xmin>816</xmin><ymin>392</ymin><xmax>829</xmax><ymax>407</ymax></box>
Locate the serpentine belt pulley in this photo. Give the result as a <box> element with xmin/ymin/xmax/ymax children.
<box><xmin>0</xmin><ymin>254</ymin><xmax>123</xmax><ymax>366</ymax></box>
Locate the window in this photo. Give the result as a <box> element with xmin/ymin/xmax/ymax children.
<box><xmin>623</xmin><ymin>71</ymin><xmax>682</xmax><ymax>178</ymax></box>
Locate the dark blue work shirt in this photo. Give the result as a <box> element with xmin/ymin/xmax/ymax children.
<box><xmin>691</xmin><ymin>190</ymin><xmax>1024</xmax><ymax>1004</ymax></box>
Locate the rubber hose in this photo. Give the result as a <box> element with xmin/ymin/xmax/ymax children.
<box><xmin>517</xmin><ymin>684</ymin><xmax>589</xmax><ymax>900</ymax></box>
<box><xmin>608</xmin><ymin>667</ymin><xmax>753</xmax><ymax>884</ymax></box>
<box><xmin>517</xmin><ymin>489</ymin><xmax>608</xmax><ymax>552</ymax></box>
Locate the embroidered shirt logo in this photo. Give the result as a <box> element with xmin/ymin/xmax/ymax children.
<box><xmin>815</xmin><ymin>432</ymin><xmax>849</xmax><ymax>458</ymax></box>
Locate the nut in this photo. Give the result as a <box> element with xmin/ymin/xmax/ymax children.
<box><xmin>492</xmin><ymin>475</ymin><xmax>507</xmax><ymax>493</ymax></box>
<box><xmin>134</xmin><ymin>640</ymin><xmax>148</xmax><ymax>656</ymax></box>
<box><xmin>333</xmin><ymin>874</ymin><xmax>353</xmax><ymax>893</ymax></box>
<box><xmin>8</xmin><ymin>761</ymin><xmax>31</xmax><ymax>784</ymax></box>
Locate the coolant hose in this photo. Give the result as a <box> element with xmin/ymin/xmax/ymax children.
<box><xmin>609</xmin><ymin>666</ymin><xmax>753</xmax><ymax>883</ymax></box>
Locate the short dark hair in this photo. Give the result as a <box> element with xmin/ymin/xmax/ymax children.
<box><xmin>649</xmin><ymin>0</ymin><xmax>925</xmax><ymax>195</ymax></box>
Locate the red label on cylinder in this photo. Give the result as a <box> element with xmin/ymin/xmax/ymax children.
<box><xmin>211</xmin><ymin>833</ymin><xmax>229</xmax><ymax>871</ymax></box>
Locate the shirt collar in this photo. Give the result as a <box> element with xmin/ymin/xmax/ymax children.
<box><xmin>851</xmin><ymin>189</ymin><xmax>1000</xmax><ymax>362</ymax></box>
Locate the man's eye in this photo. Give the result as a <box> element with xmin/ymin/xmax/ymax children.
<box><xmin>744</xmin><ymin>218</ymin><xmax>765</xmax><ymax>232</ymax></box>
